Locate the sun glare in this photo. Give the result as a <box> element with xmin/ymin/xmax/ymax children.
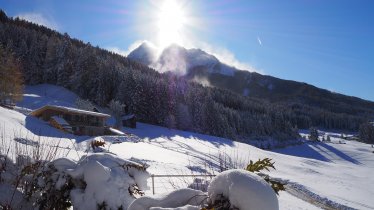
<box><xmin>157</xmin><ymin>0</ymin><xmax>187</xmax><ymax>48</ymax></box>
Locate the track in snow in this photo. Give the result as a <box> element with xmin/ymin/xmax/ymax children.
<box><xmin>285</xmin><ymin>182</ymin><xmax>357</xmax><ymax>210</ymax></box>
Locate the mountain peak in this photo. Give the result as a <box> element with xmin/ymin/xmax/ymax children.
<box><xmin>127</xmin><ymin>43</ymin><xmax>235</xmax><ymax>76</ymax></box>
<box><xmin>127</xmin><ymin>42</ymin><xmax>157</xmax><ymax>66</ymax></box>
<box><xmin>138</xmin><ymin>41</ymin><xmax>155</xmax><ymax>51</ymax></box>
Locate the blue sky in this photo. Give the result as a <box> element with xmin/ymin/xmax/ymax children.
<box><xmin>1</xmin><ymin>0</ymin><xmax>374</xmax><ymax>101</ymax></box>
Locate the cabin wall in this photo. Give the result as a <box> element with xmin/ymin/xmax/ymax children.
<box><xmin>35</xmin><ymin>109</ymin><xmax>105</xmax><ymax>126</ymax></box>
<box><xmin>74</xmin><ymin>126</ymin><xmax>107</xmax><ymax>136</ymax></box>
<box><xmin>66</xmin><ymin>114</ymin><xmax>105</xmax><ymax>127</ymax></box>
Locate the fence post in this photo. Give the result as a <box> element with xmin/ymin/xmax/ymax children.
<box><xmin>151</xmin><ymin>174</ymin><xmax>155</xmax><ymax>195</ymax></box>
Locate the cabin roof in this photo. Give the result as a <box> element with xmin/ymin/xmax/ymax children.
<box><xmin>109</xmin><ymin>127</ymin><xmax>125</xmax><ymax>135</ymax></box>
<box><xmin>30</xmin><ymin>105</ymin><xmax>111</xmax><ymax>118</ymax></box>
<box><xmin>122</xmin><ymin>114</ymin><xmax>135</xmax><ymax>120</ymax></box>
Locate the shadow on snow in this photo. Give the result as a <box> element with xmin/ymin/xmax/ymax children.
<box><xmin>273</xmin><ymin>142</ymin><xmax>361</xmax><ymax>164</ymax></box>
<box><xmin>122</xmin><ymin>122</ymin><xmax>234</xmax><ymax>148</ymax></box>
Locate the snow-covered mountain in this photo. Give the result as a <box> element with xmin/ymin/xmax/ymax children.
<box><xmin>127</xmin><ymin>42</ymin><xmax>158</xmax><ymax>66</ymax></box>
<box><xmin>128</xmin><ymin>43</ymin><xmax>237</xmax><ymax>76</ymax></box>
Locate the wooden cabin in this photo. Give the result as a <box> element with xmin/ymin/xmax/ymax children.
<box><xmin>30</xmin><ymin>105</ymin><xmax>111</xmax><ymax>136</ymax></box>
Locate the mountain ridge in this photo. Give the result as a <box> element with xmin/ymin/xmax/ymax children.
<box><xmin>128</xmin><ymin>42</ymin><xmax>374</xmax><ymax>116</ymax></box>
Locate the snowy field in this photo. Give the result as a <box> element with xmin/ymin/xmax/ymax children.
<box><xmin>1</xmin><ymin>84</ymin><xmax>373</xmax><ymax>209</ymax></box>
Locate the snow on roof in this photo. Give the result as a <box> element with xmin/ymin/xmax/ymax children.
<box><xmin>51</xmin><ymin>116</ymin><xmax>73</xmax><ymax>130</ymax></box>
<box><xmin>122</xmin><ymin>114</ymin><xmax>135</xmax><ymax>120</ymax></box>
<box><xmin>109</xmin><ymin>127</ymin><xmax>125</xmax><ymax>135</ymax></box>
<box><xmin>31</xmin><ymin>105</ymin><xmax>110</xmax><ymax>118</ymax></box>
<box><xmin>51</xmin><ymin>116</ymin><xmax>70</xmax><ymax>126</ymax></box>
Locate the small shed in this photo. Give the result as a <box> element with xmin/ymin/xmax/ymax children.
<box><xmin>122</xmin><ymin>114</ymin><xmax>136</xmax><ymax>128</ymax></box>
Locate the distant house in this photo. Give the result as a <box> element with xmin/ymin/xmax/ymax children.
<box><xmin>122</xmin><ymin>114</ymin><xmax>136</xmax><ymax>128</ymax></box>
<box><xmin>30</xmin><ymin>105</ymin><xmax>111</xmax><ymax>136</ymax></box>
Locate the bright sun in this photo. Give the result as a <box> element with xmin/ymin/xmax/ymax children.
<box><xmin>157</xmin><ymin>0</ymin><xmax>187</xmax><ymax>48</ymax></box>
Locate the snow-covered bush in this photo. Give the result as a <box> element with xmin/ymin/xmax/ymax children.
<box><xmin>1</xmin><ymin>145</ymin><xmax>150</xmax><ymax>210</ymax></box>
<box><xmin>52</xmin><ymin>153</ymin><xmax>150</xmax><ymax>210</ymax></box>
<box><xmin>0</xmin><ymin>136</ymin><xmax>68</xmax><ymax>209</ymax></box>
<box><xmin>206</xmin><ymin>169</ymin><xmax>278</xmax><ymax>210</ymax></box>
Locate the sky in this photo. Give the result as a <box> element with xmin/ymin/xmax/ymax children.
<box><xmin>1</xmin><ymin>0</ymin><xmax>374</xmax><ymax>101</ymax></box>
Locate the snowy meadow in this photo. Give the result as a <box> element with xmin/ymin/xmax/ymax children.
<box><xmin>0</xmin><ymin>85</ymin><xmax>373</xmax><ymax>209</ymax></box>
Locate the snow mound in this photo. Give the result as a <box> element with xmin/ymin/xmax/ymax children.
<box><xmin>128</xmin><ymin>188</ymin><xmax>206</xmax><ymax>210</ymax></box>
<box><xmin>150</xmin><ymin>205</ymin><xmax>200</xmax><ymax>210</ymax></box>
<box><xmin>208</xmin><ymin>169</ymin><xmax>279</xmax><ymax>210</ymax></box>
<box><xmin>53</xmin><ymin>153</ymin><xmax>150</xmax><ymax>210</ymax></box>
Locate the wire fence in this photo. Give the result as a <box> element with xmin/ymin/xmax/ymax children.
<box><xmin>150</xmin><ymin>174</ymin><xmax>216</xmax><ymax>195</ymax></box>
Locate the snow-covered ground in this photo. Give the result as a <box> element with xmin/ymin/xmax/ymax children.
<box><xmin>1</xmin><ymin>84</ymin><xmax>373</xmax><ymax>209</ymax></box>
<box><xmin>117</xmin><ymin>123</ymin><xmax>374</xmax><ymax>210</ymax></box>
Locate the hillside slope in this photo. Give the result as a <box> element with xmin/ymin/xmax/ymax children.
<box><xmin>1</xmin><ymin>84</ymin><xmax>373</xmax><ymax>209</ymax></box>
<box><xmin>129</xmin><ymin>42</ymin><xmax>374</xmax><ymax>118</ymax></box>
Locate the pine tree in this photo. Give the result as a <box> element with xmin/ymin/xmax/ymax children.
<box><xmin>109</xmin><ymin>100</ymin><xmax>125</xmax><ymax>129</ymax></box>
<box><xmin>75</xmin><ymin>98</ymin><xmax>95</xmax><ymax>111</ymax></box>
<box><xmin>0</xmin><ymin>45</ymin><xmax>23</xmax><ymax>105</ymax></box>
<box><xmin>359</xmin><ymin>122</ymin><xmax>374</xmax><ymax>144</ymax></box>
<box><xmin>326</xmin><ymin>135</ymin><xmax>331</xmax><ymax>142</ymax></box>
<box><xmin>309</xmin><ymin>127</ymin><xmax>319</xmax><ymax>141</ymax></box>
<box><xmin>0</xmin><ymin>9</ymin><xmax>8</xmax><ymax>22</ymax></box>
<box><xmin>176</xmin><ymin>103</ymin><xmax>192</xmax><ymax>130</ymax></box>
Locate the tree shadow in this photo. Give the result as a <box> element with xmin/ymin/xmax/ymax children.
<box><xmin>315</xmin><ymin>142</ymin><xmax>361</xmax><ymax>164</ymax></box>
<box><xmin>273</xmin><ymin>143</ymin><xmax>330</xmax><ymax>162</ymax></box>
<box><xmin>122</xmin><ymin>122</ymin><xmax>234</xmax><ymax>147</ymax></box>
<box><xmin>273</xmin><ymin>142</ymin><xmax>361</xmax><ymax>164</ymax></box>
<box><xmin>144</xmin><ymin>136</ymin><xmax>227</xmax><ymax>172</ymax></box>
